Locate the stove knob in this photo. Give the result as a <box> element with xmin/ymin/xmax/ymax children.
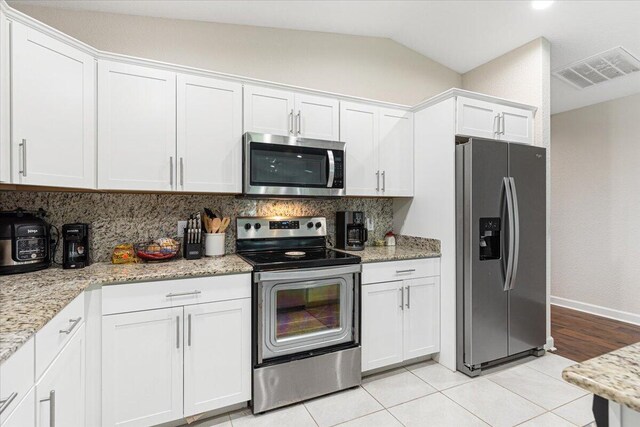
<box><xmin>254</xmin><ymin>223</ymin><xmax>262</xmax><ymax>230</ymax></box>
<box><xmin>244</xmin><ymin>223</ymin><xmax>252</xmax><ymax>231</ymax></box>
<box><xmin>307</xmin><ymin>222</ymin><xmax>314</xmax><ymax>229</ymax></box>
<box><xmin>315</xmin><ymin>222</ymin><xmax>322</xmax><ymax>229</ymax></box>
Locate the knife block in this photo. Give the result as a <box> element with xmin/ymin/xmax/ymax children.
<box><xmin>182</xmin><ymin>228</ymin><xmax>203</xmax><ymax>260</ymax></box>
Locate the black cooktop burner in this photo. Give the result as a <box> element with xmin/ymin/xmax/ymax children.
<box><xmin>238</xmin><ymin>247</ymin><xmax>360</xmax><ymax>271</ymax></box>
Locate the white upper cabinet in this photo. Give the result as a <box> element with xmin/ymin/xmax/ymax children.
<box><xmin>11</xmin><ymin>22</ymin><xmax>96</xmax><ymax>189</ymax></box>
<box><xmin>456</xmin><ymin>96</ymin><xmax>534</xmax><ymax>145</ymax></box>
<box><xmin>294</xmin><ymin>93</ymin><xmax>340</xmax><ymax>140</ymax></box>
<box><xmin>341</xmin><ymin>102</ymin><xmax>379</xmax><ymax>196</ymax></box>
<box><xmin>243</xmin><ymin>85</ymin><xmax>295</xmax><ymax>136</ymax></box>
<box><xmin>177</xmin><ymin>74</ymin><xmax>242</xmax><ymax>193</ymax></box>
<box><xmin>0</xmin><ymin>10</ymin><xmax>9</xmax><ymax>184</ymax></box>
<box><xmin>379</xmin><ymin>108</ymin><xmax>414</xmax><ymax>197</ymax></box>
<box><xmin>97</xmin><ymin>60</ymin><xmax>176</xmax><ymax>191</ymax></box>
<box><xmin>244</xmin><ymin>85</ymin><xmax>339</xmax><ymax>139</ymax></box>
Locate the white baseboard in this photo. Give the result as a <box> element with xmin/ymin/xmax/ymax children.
<box><xmin>551</xmin><ymin>296</ymin><xmax>640</xmax><ymax>326</ymax></box>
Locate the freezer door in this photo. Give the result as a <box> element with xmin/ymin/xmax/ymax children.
<box><xmin>459</xmin><ymin>139</ymin><xmax>510</xmax><ymax>367</ymax></box>
<box><xmin>508</xmin><ymin>143</ymin><xmax>547</xmax><ymax>354</ymax></box>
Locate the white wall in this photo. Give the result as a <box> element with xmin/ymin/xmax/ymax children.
<box><xmin>551</xmin><ymin>94</ymin><xmax>640</xmax><ymax>323</ymax></box>
<box><xmin>9</xmin><ymin>3</ymin><xmax>461</xmax><ymax>106</ymax></box>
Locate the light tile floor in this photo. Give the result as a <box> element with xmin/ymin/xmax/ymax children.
<box><xmin>189</xmin><ymin>353</ymin><xmax>596</xmax><ymax>427</ymax></box>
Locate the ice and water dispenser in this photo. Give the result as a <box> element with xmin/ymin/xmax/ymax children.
<box><xmin>479</xmin><ymin>217</ymin><xmax>501</xmax><ymax>260</ymax></box>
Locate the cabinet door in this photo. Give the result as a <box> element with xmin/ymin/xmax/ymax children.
<box><xmin>361</xmin><ymin>281</ymin><xmax>404</xmax><ymax>372</ymax></box>
<box><xmin>0</xmin><ymin>11</ymin><xmax>9</xmax><ymax>184</ymax></box>
<box><xmin>455</xmin><ymin>96</ymin><xmax>499</xmax><ymax>139</ymax></box>
<box><xmin>102</xmin><ymin>308</ymin><xmax>183</xmax><ymax>427</ymax></box>
<box><xmin>35</xmin><ymin>324</ymin><xmax>85</xmax><ymax>427</ymax></box>
<box><xmin>294</xmin><ymin>94</ymin><xmax>339</xmax><ymax>140</ymax></box>
<box><xmin>403</xmin><ymin>277</ymin><xmax>440</xmax><ymax>360</ymax></box>
<box><xmin>11</xmin><ymin>22</ymin><xmax>96</xmax><ymax>189</ymax></box>
<box><xmin>98</xmin><ymin>60</ymin><xmax>176</xmax><ymax>191</ymax></box>
<box><xmin>379</xmin><ymin>108</ymin><xmax>413</xmax><ymax>197</ymax></box>
<box><xmin>2</xmin><ymin>388</ymin><xmax>35</xmax><ymax>427</ymax></box>
<box><xmin>243</xmin><ymin>85</ymin><xmax>294</xmax><ymax>136</ymax></box>
<box><xmin>340</xmin><ymin>102</ymin><xmax>379</xmax><ymax>196</ymax></box>
<box><xmin>500</xmin><ymin>105</ymin><xmax>534</xmax><ymax>145</ymax></box>
<box><xmin>184</xmin><ymin>299</ymin><xmax>251</xmax><ymax>416</ymax></box>
<box><xmin>177</xmin><ymin>74</ymin><xmax>242</xmax><ymax>193</ymax></box>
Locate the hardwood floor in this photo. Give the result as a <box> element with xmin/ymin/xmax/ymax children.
<box><xmin>550</xmin><ymin>304</ymin><xmax>640</xmax><ymax>362</ymax></box>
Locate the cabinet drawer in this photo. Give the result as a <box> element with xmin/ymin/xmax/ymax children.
<box><xmin>102</xmin><ymin>273</ymin><xmax>251</xmax><ymax>315</ymax></box>
<box><xmin>362</xmin><ymin>258</ymin><xmax>440</xmax><ymax>284</ymax></box>
<box><xmin>35</xmin><ymin>293</ymin><xmax>84</xmax><ymax>379</ymax></box>
<box><xmin>0</xmin><ymin>338</ymin><xmax>34</xmax><ymax>424</ymax></box>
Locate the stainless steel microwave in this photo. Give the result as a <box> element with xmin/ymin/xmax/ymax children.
<box><xmin>243</xmin><ymin>132</ymin><xmax>345</xmax><ymax>197</ymax></box>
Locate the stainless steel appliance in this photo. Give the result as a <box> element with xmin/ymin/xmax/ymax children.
<box><xmin>243</xmin><ymin>132</ymin><xmax>345</xmax><ymax>197</ymax></box>
<box><xmin>236</xmin><ymin>216</ymin><xmax>361</xmax><ymax>413</ymax></box>
<box><xmin>456</xmin><ymin>138</ymin><xmax>546</xmax><ymax>377</ymax></box>
<box><xmin>335</xmin><ymin>211</ymin><xmax>368</xmax><ymax>251</ymax></box>
<box><xmin>0</xmin><ymin>209</ymin><xmax>50</xmax><ymax>275</ymax></box>
<box><xmin>62</xmin><ymin>223</ymin><xmax>90</xmax><ymax>269</ymax></box>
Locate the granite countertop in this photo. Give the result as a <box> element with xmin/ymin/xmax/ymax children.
<box><xmin>0</xmin><ymin>255</ymin><xmax>253</xmax><ymax>364</ymax></box>
<box><xmin>336</xmin><ymin>235</ymin><xmax>441</xmax><ymax>263</ymax></box>
<box><xmin>562</xmin><ymin>342</ymin><xmax>640</xmax><ymax>412</ymax></box>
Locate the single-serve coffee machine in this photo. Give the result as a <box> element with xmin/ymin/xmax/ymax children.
<box><xmin>62</xmin><ymin>223</ymin><xmax>90</xmax><ymax>269</ymax></box>
<box><xmin>335</xmin><ymin>211</ymin><xmax>368</xmax><ymax>251</ymax></box>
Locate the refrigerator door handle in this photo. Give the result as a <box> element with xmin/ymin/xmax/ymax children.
<box><xmin>508</xmin><ymin>177</ymin><xmax>520</xmax><ymax>290</ymax></box>
<box><xmin>503</xmin><ymin>177</ymin><xmax>515</xmax><ymax>291</ymax></box>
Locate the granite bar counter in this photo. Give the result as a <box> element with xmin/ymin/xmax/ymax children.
<box><xmin>0</xmin><ymin>255</ymin><xmax>253</xmax><ymax>364</ymax></box>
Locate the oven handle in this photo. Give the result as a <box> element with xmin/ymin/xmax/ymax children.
<box><xmin>255</xmin><ymin>264</ymin><xmax>361</xmax><ymax>282</ymax></box>
<box><xmin>327</xmin><ymin>150</ymin><xmax>335</xmax><ymax>188</ymax></box>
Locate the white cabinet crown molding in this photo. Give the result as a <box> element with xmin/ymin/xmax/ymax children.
<box><xmin>412</xmin><ymin>88</ymin><xmax>538</xmax><ymax>114</ymax></box>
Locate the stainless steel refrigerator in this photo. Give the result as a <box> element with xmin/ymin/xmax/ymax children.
<box><xmin>456</xmin><ymin>138</ymin><xmax>546</xmax><ymax>377</ymax></box>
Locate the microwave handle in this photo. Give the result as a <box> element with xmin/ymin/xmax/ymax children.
<box><xmin>327</xmin><ymin>150</ymin><xmax>335</xmax><ymax>188</ymax></box>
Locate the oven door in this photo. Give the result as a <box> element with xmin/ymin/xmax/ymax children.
<box><xmin>256</xmin><ymin>264</ymin><xmax>360</xmax><ymax>363</ymax></box>
<box><xmin>244</xmin><ymin>132</ymin><xmax>345</xmax><ymax>197</ymax></box>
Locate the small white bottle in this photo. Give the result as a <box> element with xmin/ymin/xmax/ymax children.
<box><xmin>384</xmin><ymin>231</ymin><xmax>396</xmax><ymax>246</ymax></box>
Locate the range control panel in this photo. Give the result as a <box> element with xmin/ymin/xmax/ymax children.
<box><xmin>237</xmin><ymin>217</ymin><xmax>326</xmax><ymax>240</ymax></box>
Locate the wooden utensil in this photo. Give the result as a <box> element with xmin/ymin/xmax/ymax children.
<box><xmin>218</xmin><ymin>217</ymin><xmax>231</xmax><ymax>233</ymax></box>
<box><xmin>210</xmin><ymin>217</ymin><xmax>222</xmax><ymax>233</ymax></box>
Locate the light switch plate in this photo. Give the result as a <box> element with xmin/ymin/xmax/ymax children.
<box><xmin>177</xmin><ymin>220</ymin><xmax>187</xmax><ymax>237</ymax></box>
<box><xmin>366</xmin><ymin>218</ymin><xmax>374</xmax><ymax>231</ymax></box>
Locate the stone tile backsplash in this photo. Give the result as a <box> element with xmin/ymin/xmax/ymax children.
<box><xmin>0</xmin><ymin>191</ymin><xmax>393</xmax><ymax>262</ymax></box>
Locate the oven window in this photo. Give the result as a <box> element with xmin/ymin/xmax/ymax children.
<box><xmin>275</xmin><ymin>283</ymin><xmax>341</xmax><ymax>340</ymax></box>
<box><xmin>250</xmin><ymin>143</ymin><xmax>327</xmax><ymax>187</ymax></box>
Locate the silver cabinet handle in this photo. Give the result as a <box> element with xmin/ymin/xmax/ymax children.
<box><xmin>169</xmin><ymin>156</ymin><xmax>174</xmax><ymax>188</ymax></box>
<box><xmin>179</xmin><ymin>157</ymin><xmax>184</xmax><ymax>187</ymax></box>
<box><xmin>494</xmin><ymin>114</ymin><xmax>500</xmax><ymax>135</ymax></box>
<box><xmin>59</xmin><ymin>317</ymin><xmax>81</xmax><ymax>334</ymax></box>
<box><xmin>289</xmin><ymin>109</ymin><xmax>294</xmax><ymax>134</ymax></box>
<box><xmin>382</xmin><ymin>170</ymin><xmax>386</xmax><ymax>192</ymax></box>
<box><xmin>396</xmin><ymin>269</ymin><xmax>416</xmax><ymax>274</ymax></box>
<box><xmin>376</xmin><ymin>170</ymin><xmax>380</xmax><ymax>191</ymax></box>
<box><xmin>0</xmin><ymin>392</ymin><xmax>17</xmax><ymax>415</ymax></box>
<box><xmin>176</xmin><ymin>316</ymin><xmax>180</xmax><ymax>349</ymax></box>
<box><xmin>499</xmin><ymin>113</ymin><xmax>505</xmax><ymax>135</ymax></box>
<box><xmin>19</xmin><ymin>139</ymin><xmax>27</xmax><ymax>176</ymax></box>
<box><xmin>39</xmin><ymin>390</ymin><xmax>55</xmax><ymax>427</ymax></box>
<box><xmin>399</xmin><ymin>287</ymin><xmax>404</xmax><ymax>310</ymax></box>
<box><xmin>406</xmin><ymin>286</ymin><xmax>410</xmax><ymax>309</ymax></box>
<box><xmin>296</xmin><ymin>110</ymin><xmax>301</xmax><ymax>135</ymax></box>
<box><xmin>166</xmin><ymin>290</ymin><xmax>201</xmax><ymax>298</ymax></box>
<box><xmin>188</xmin><ymin>314</ymin><xmax>192</xmax><ymax>347</ymax></box>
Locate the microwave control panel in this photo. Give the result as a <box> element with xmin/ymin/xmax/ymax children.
<box><xmin>331</xmin><ymin>152</ymin><xmax>344</xmax><ymax>189</ymax></box>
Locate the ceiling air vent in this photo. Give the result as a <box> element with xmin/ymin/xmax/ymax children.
<box><xmin>553</xmin><ymin>47</ymin><xmax>640</xmax><ymax>89</ymax></box>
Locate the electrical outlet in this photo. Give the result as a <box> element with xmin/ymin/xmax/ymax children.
<box><xmin>177</xmin><ymin>220</ymin><xmax>187</xmax><ymax>237</ymax></box>
<box><xmin>366</xmin><ymin>218</ymin><xmax>374</xmax><ymax>231</ymax></box>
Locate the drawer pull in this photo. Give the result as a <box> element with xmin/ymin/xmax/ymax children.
<box><xmin>396</xmin><ymin>269</ymin><xmax>416</xmax><ymax>274</ymax></box>
<box><xmin>39</xmin><ymin>390</ymin><xmax>55</xmax><ymax>427</ymax></box>
<box><xmin>166</xmin><ymin>290</ymin><xmax>201</xmax><ymax>298</ymax></box>
<box><xmin>0</xmin><ymin>392</ymin><xmax>18</xmax><ymax>415</ymax></box>
<box><xmin>59</xmin><ymin>317</ymin><xmax>82</xmax><ymax>335</ymax></box>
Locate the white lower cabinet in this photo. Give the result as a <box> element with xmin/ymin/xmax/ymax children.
<box><xmin>35</xmin><ymin>324</ymin><xmax>85</xmax><ymax>427</ymax></box>
<box><xmin>361</xmin><ymin>263</ymin><xmax>440</xmax><ymax>372</ymax></box>
<box><xmin>1</xmin><ymin>388</ymin><xmax>35</xmax><ymax>427</ymax></box>
<box><xmin>183</xmin><ymin>299</ymin><xmax>251</xmax><ymax>416</ymax></box>
<box><xmin>102</xmin><ymin>307</ymin><xmax>183</xmax><ymax>427</ymax></box>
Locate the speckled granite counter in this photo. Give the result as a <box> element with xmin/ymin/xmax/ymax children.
<box><xmin>0</xmin><ymin>256</ymin><xmax>252</xmax><ymax>364</ymax></box>
<box><xmin>336</xmin><ymin>236</ymin><xmax>441</xmax><ymax>263</ymax></box>
<box><xmin>562</xmin><ymin>342</ymin><xmax>640</xmax><ymax>412</ymax></box>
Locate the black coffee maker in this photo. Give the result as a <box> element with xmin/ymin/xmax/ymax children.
<box><xmin>335</xmin><ymin>211</ymin><xmax>368</xmax><ymax>251</ymax></box>
<box><xmin>62</xmin><ymin>223</ymin><xmax>90</xmax><ymax>269</ymax></box>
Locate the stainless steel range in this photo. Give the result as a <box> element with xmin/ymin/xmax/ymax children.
<box><xmin>236</xmin><ymin>216</ymin><xmax>362</xmax><ymax>414</ymax></box>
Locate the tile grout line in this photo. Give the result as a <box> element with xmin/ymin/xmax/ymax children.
<box><xmin>438</xmin><ymin>391</ymin><xmax>493</xmax><ymax>426</ymax></box>
<box><xmin>301</xmin><ymin>401</ymin><xmax>321</xmax><ymax>427</ymax></box>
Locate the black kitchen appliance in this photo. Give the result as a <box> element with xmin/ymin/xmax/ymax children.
<box><xmin>335</xmin><ymin>211</ymin><xmax>368</xmax><ymax>251</ymax></box>
<box><xmin>0</xmin><ymin>209</ymin><xmax>51</xmax><ymax>275</ymax></box>
<box><xmin>62</xmin><ymin>223</ymin><xmax>90</xmax><ymax>269</ymax></box>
